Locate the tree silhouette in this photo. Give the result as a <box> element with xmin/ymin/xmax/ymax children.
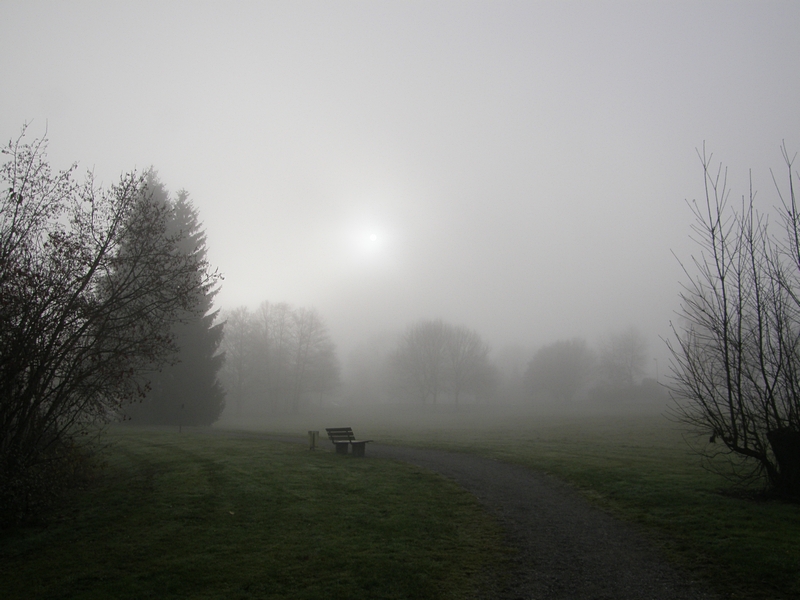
<box><xmin>218</xmin><ymin>302</ymin><xmax>339</xmax><ymax>415</ymax></box>
<box><xmin>391</xmin><ymin>319</ymin><xmax>495</xmax><ymax>406</ymax></box>
<box><xmin>525</xmin><ymin>339</ymin><xmax>595</xmax><ymax>404</ymax></box>
<box><xmin>668</xmin><ymin>145</ymin><xmax>800</xmax><ymax>497</ymax></box>
<box><xmin>0</xmin><ymin>129</ymin><xmax>216</xmax><ymax>521</ymax></box>
<box><xmin>125</xmin><ymin>182</ymin><xmax>225</xmax><ymax>426</ymax></box>
<box><xmin>599</xmin><ymin>326</ymin><xmax>647</xmax><ymax>388</ymax></box>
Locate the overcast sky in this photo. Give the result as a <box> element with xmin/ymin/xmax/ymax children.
<box><xmin>2</xmin><ymin>1</ymin><xmax>799</xmax><ymax>372</ymax></box>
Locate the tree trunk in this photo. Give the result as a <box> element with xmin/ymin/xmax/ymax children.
<box><xmin>767</xmin><ymin>428</ymin><xmax>800</xmax><ymax>497</ymax></box>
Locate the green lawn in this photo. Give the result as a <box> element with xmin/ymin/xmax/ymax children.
<box><xmin>5</xmin><ymin>410</ymin><xmax>799</xmax><ymax>600</ymax></box>
<box><xmin>0</xmin><ymin>429</ymin><xmax>508</xmax><ymax>600</ymax></box>
<box><xmin>337</xmin><ymin>409</ymin><xmax>800</xmax><ymax>600</ymax></box>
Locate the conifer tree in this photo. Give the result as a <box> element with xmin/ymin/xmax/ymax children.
<box><xmin>126</xmin><ymin>178</ymin><xmax>225</xmax><ymax>425</ymax></box>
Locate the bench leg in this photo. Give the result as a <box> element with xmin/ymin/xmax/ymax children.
<box><xmin>351</xmin><ymin>442</ymin><xmax>366</xmax><ymax>457</ymax></box>
<box><xmin>334</xmin><ymin>443</ymin><xmax>349</xmax><ymax>455</ymax></box>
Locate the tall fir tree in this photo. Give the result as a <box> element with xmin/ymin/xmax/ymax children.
<box><xmin>125</xmin><ymin>176</ymin><xmax>225</xmax><ymax>425</ymax></box>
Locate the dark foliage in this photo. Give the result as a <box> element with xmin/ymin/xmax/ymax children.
<box><xmin>0</xmin><ymin>127</ymin><xmax>217</xmax><ymax>524</ymax></box>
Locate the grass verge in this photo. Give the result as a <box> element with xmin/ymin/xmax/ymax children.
<box><xmin>0</xmin><ymin>428</ymin><xmax>509</xmax><ymax>600</ymax></box>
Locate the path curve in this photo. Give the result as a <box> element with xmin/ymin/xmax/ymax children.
<box><xmin>367</xmin><ymin>443</ymin><xmax>714</xmax><ymax>600</ymax></box>
<box><xmin>254</xmin><ymin>434</ymin><xmax>714</xmax><ymax>599</ymax></box>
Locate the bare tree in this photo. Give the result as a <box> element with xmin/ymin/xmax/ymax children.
<box><xmin>0</xmin><ymin>128</ymin><xmax>215</xmax><ymax>519</ymax></box>
<box><xmin>599</xmin><ymin>326</ymin><xmax>647</xmax><ymax>388</ymax></box>
<box><xmin>218</xmin><ymin>301</ymin><xmax>339</xmax><ymax>415</ymax></box>
<box><xmin>219</xmin><ymin>306</ymin><xmax>254</xmax><ymax>417</ymax></box>
<box><xmin>253</xmin><ymin>301</ymin><xmax>295</xmax><ymax>412</ymax></box>
<box><xmin>391</xmin><ymin>319</ymin><xmax>449</xmax><ymax>405</ymax></box>
<box><xmin>290</xmin><ymin>307</ymin><xmax>339</xmax><ymax>412</ymax></box>
<box><xmin>391</xmin><ymin>319</ymin><xmax>495</xmax><ymax>406</ymax></box>
<box><xmin>667</xmin><ymin>144</ymin><xmax>800</xmax><ymax>497</ymax></box>
<box><xmin>445</xmin><ymin>324</ymin><xmax>491</xmax><ymax>406</ymax></box>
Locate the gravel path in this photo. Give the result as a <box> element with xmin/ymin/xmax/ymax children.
<box><xmin>367</xmin><ymin>443</ymin><xmax>715</xmax><ymax>600</ymax></box>
<box><xmin>254</xmin><ymin>433</ymin><xmax>715</xmax><ymax>599</ymax></box>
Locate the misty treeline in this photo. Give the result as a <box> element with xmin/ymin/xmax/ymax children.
<box><xmin>667</xmin><ymin>144</ymin><xmax>800</xmax><ymax>497</ymax></box>
<box><xmin>0</xmin><ymin>128</ymin><xmax>222</xmax><ymax>524</ymax></box>
<box><xmin>342</xmin><ymin>321</ymin><xmax>664</xmax><ymax>411</ymax></box>
<box><xmin>388</xmin><ymin>319</ymin><xmax>497</xmax><ymax>406</ymax></box>
<box><xmin>524</xmin><ymin>329</ymin><xmax>664</xmax><ymax>409</ymax></box>
<box><xmin>216</xmin><ymin>309</ymin><xmax>663</xmax><ymax>417</ymax></box>
<box><xmin>219</xmin><ymin>302</ymin><xmax>340</xmax><ymax>416</ymax></box>
<box><xmin>218</xmin><ymin>316</ymin><xmax>499</xmax><ymax>413</ymax></box>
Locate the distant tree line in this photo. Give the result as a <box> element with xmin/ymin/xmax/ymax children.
<box><xmin>521</xmin><ymin>327</ymin><xmax>662</xmax><ymax>409</ymax></box>
<box><xmin>343</xmin><ymin>322</ymin><xmax>662</xmax><ymax>411</ymax></box>
<box><xmin>219</xmin><ymin>302</ymin><xmax>340</xmax><ymax>416</ymax></box>
<box><xmin>390</xmin><ymin>319</ymin><xmax>497</xmax><ymax>406</ymax></box>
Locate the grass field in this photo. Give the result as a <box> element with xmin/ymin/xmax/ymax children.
<box><xmin>229</xmin><ymin>406</ymin><xmax>800</xmax><ymax>600</ymax></box>
<box><xmin>4</xmin><ymin>409</ymin><xmax>799</xmax><ymax>599</ymax></box>
<box><xmin>0</xmin><ymin>429</ymin><xmax>509</xmax><ymax>600</ymax></box>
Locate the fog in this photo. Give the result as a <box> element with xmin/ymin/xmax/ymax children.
<box><xmin>3</xmin><ymin>1</ymin><xmax>800</xmax><ymax>408</ymax></box>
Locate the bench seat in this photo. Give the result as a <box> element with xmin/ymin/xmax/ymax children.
<box><xmin>326</xmin><ymin>427</ymin><xmax>373</xmax><ymax>457</ymax></box>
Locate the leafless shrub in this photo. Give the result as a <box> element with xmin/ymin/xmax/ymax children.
<box><xmin>667</xmin><ymin>143</ymin><xmax>800</xmax><ymax>497</ymax></box>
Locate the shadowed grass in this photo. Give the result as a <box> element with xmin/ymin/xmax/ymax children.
<box><xmin>235</xmin><ymin>407</ymin><xmax>800</xmax><ymax>600</ymax></box>
<box><xmin>0</xmin><ymin>429</ymin><xmax>508</xmax><ymax>600</ymax></box>
<box><xmin>370</xmin><ymin>411</ymin><xmax>800</xmax><ymax>600</ymax></box>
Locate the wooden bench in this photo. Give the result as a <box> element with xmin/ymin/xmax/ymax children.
<box><xmin>325</xmin><ymin>427</ymin><xmax>373</xmax><ymax>457</ymax></box>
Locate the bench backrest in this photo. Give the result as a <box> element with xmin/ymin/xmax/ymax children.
<box><xmin>326</xmin><ymin>427</ymin><xmax>356</xmax><ymax>443</ymax></box>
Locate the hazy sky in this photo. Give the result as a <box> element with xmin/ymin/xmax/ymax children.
<box><xmin>2</xmin><ymin>1</ymin><xmax>799</xmax><ymax>372</ymax></box>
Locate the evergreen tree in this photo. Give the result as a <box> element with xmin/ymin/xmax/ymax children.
<box><xmin>126</xmin><ymin>177</ymin><xmax>225</xmax><ymax>425</ymax></box>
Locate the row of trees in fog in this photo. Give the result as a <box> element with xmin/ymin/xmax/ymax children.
<box><xmin>338</xmin><ymin>144</ymin><xmax>800</xmax><ymax>498</ymax></box>
<box><xmin>391</xmin><ymin>319</ymin><xmax>497</xmax><ymax>405</ymax></box>
<box><xmin>8</xmin><ymin>125</ymin><xmax>795</xmax><ymax>506</ymax></box>
<box><xmin>341</xmin><ymin>321</ymin><xmax>662</xmax><ymax>410</ymax></box>
<box><xmin>220</xmin><ymin>302</ymin><xmax>339</xmax><ymax>415</ymax></box>
<box><xmin>525</xmin><ymin>327</ymin><xmax>658</xmax><ymax>406</ymax></box>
